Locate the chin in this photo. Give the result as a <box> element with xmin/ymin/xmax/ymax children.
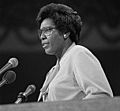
<box><xmin>45</xmin><ymin>49</ymin><xmax>55</xmax><ymax>55</ymax></box>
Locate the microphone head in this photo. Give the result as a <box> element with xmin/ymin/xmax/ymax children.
<box><xmin>8</xmin><ymin>58</ymin><xmax>18</xmax><ymax>68</ymax></box>
<box><xmin>24</xmin><ymin>84</ymin><xmax>36</xmax><ymax>97</ymax></box>
<box><xmin>3</xmin><ymin>70</ymin><xmax>16</xmax><ymax>84</ymax></box>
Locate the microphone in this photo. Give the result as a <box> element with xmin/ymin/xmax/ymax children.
<box><xmin>0</xmin><ymin>58</ymin><xmax>18</xmax><ymax>75</ymax></box>
<box><xmin>15</xmin><ymin>84</ymin><xmax>36</xmax><ymax>104</ymax></box>
<box><xmin>0</xmin><ymin>70</ymin><xmax>16</xmax><ymax>87</ymax></box>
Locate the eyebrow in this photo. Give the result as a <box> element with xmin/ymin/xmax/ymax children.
<box><xmin>40</xmin><ymin>26</ymin><xmax>55</xmax><ymax>30</ymax></box>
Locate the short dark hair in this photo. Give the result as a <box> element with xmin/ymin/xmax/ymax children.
<box><xmin>36</xmin><ymin>3</ymin><xmax>82</xmax><ymax>44</ymax></box>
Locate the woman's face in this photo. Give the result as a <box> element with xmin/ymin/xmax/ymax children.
<box><xmin>39</xmin><ymin>18</ymin><xmax>65</xmax><ymax>56</ymax></box>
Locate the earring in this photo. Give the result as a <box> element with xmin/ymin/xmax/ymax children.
<box><xmin>64</xmin><ymin>34</ymin><xmax>67</xmax><ymax>38</ymax></box>
<box><xmin>63</xmin><ymin>32</ymin><xmax>70</xmax><ymax>39</ymax></box>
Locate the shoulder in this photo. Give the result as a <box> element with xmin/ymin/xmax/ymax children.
<box><xmin>70</xmin><ymin>44</ymin><xmax>92</xmax><ymax>56</ymax></box>
<box><xmin>70</xmin><ymin>45</ymin><xmax>99</xmax><ymax>63</ymax></box>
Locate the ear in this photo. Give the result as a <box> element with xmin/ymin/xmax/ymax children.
<box><xmin>63</xmin><ymin>32</ymin><xmax>70</xmax><ymax>39</ymax></box>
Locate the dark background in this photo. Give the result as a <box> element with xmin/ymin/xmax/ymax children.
<box><xmin>0</xmin><ymin>0</ymin><xmax>120</xmax><ymax>104</ymax></box>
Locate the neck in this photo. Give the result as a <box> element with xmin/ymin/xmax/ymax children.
<box><xmin>56</xmin><ymin>39</ymin><xmax>73</xmax><ymax>61</ymax></box>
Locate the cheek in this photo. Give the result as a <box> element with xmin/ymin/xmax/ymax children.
<box><xmin>49</xmin><ymin>34</ymin><xmax>61</xmax><ymax>47</ymax></box>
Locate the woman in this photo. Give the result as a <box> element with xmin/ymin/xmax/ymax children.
<box><xmin>36</xmin><ymin>3</ymin><xmax>113</xmax><ymax>102</ymax></box>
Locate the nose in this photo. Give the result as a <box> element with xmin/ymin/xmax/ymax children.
<box><xmin>39</xmin><ymin>34</ymin><xmax>46</xmax><ymax>40</ymax></box>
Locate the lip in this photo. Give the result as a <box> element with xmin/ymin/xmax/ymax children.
<box><xmin>42</xmin><ymin>43</ymin><xmax>49</xmax><ymax>48</ymax></box>
<box><xmin>42</xmin><ymin>44</ymin><xmax>48</xmax><ymax>48</ymax></box>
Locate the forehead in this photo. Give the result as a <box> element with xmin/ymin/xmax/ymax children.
<box><xmin>40</xmin><ymin>18</ymin><xmax>55</xmax><ymax>29</ymax></box>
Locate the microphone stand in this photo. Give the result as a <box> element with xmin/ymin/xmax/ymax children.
<box><xmin>15</xmin><ymin>92</ymin><xmax>28</xmax><ymax>104</ymax></box>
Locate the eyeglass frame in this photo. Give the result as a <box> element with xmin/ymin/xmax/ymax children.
<box><xmin>38</xmin><ymin>26</ymin><xmax>56</xmax><ymax>38</ymax></box>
